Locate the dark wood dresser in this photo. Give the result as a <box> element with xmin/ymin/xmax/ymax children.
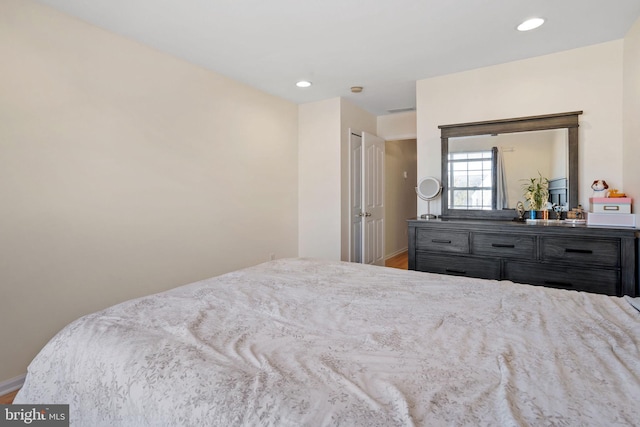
<box><xmin>408</xmin><ymin>219</ymin><xmax>639</xmax><ymax>297</ymax></box>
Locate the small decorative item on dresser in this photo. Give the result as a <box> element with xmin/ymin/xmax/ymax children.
<box><xmin>591</xmin><ymin>179</ymin><xmax>609</xmax><ymax>197</ymax></box>
<box><xmin>565</xmin><ymin>205</ymin><xmax>587</xmax><ymax>224</ymax></box>
<box><xmin>607</xmin><ymin>189</ymin><xmax>627</xmax><ymax>198</ymax></box>
<box><xmin>552</xmin><ymin>204</ymin><xmax>563</xmax><ymax>220</ymax></box>
<box><xmin>515</xmin><ymin>201</ymin><xmax>526</xmax><ymax>222</ymax></box>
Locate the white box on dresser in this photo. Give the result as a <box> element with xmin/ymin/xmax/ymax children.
<box><xmin>587</xmin><ymin>212</ymin><xmax>636</xmax><ymax>227</ymax></box>
<box><xmin>589</xmin><ymin>197</ymin><xmax>632</xmax><ymax>214</ymax></box>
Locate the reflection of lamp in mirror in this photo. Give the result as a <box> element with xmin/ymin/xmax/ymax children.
<box><xmin>416</xmin><ymin>176</ymin><xmax>442</xmax><ymax>219</ymax></box>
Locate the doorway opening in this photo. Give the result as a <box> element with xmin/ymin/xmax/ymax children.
<box><xmin>384</xmin><ymin>138</ymin><xmax>417</xmax><ymax>266</ymax></box>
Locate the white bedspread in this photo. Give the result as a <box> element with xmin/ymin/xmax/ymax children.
<box><xmin>15</xmin><ymin>258</ymin><xmax>640</xmax><ymax>426</ymax></box>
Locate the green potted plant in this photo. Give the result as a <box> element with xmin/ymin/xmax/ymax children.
<box><xmin>522</xmin><ymin>172</ymin><xmax>549</xmax><ymax>219</ymax></box>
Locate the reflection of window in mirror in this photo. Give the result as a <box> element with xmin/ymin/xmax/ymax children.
<box><xmin>448</xmin><ymin>150</ymin><xmax>493</xmax><ymax>209</ymax></box>
<box><xmin>448</xmin><ymin>147</ymin><xmax>497</xmax><ymax>210</ymax></box>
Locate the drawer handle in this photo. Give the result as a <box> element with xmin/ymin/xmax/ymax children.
<box><xmin>603</xmin><ymin>206</ymin><xmax>620</xmax><ymax>211</ymax></box>
<box><xmin>492</xmin><ymin>243</ymin><xmax>515</xmax><ymax>248</ymax></box>
<box><xmin>445</xmin><ymin>268</ymin><xmax>467</xmax><ymax>275</ymax></box>
<box><xmin>432</xmin><ymin>239</ymin><xmax>452</xmax><ymax>244</ymax></box>
<box><xmin>544</xmin><ymin>280</ymin><xmax>574</xmax><ymax>288</ymax></box>
<box><xmin>565</xmin><ymin>248</ymin><xmax>593</xmax><ymax>254</ymax></box>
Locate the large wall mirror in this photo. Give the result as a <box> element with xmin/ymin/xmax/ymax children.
<box><xmin>439</xmin><ymin>111</ymin><xmax>582</xmax><ymax>220</ymax></box>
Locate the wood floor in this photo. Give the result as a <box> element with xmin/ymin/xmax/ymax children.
<box><xmin>0</xmin><ymin>253</ymin><xmax>407</xmax><ymax>405</ymax></box>
<box><xmin>385</xmin><ymin>251</ymin><xmax>408</xmax><ymax>270</ymax></box>
<box><xmin>0</xmin><ymin>389</ymin><xmax>18</xmax><ymax>404</ymax></box>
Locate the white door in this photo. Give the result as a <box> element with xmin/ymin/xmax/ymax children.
<box><xmin>349</xmin><ymin>131</ymin><xmax>385</xmax><ymax>266</ymax></box>
<box><xmin>362</xmin><ymin>132</ymin><xmax>385</xmax><ymax>265</ymax></box>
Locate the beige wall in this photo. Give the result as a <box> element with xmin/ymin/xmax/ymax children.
<box><xmin>417</xmin><ymin>41</ymin><xmax>624</xmax><ymax>216</ymax></box>
<box><xmin>385</xmin><ymin>140</ymin><xmax>417</xmax><ymax>257</ymax></box>
<box><xmin>0</xmin><ymin>0</ymin><xmax>299</xmax><ymax>383</ymax></box>
<box><xmin>377</xmin><ymin>111</ymin><xmax>417</xmax><ymax>140</ymax></box>
<box><xmin>623</xmin><ymin>17</ymin><xmax>640</xmax><ymax>224</ymax></box>
<box><xmin>298</xmin><ymin>98</ymin><xmax>342</xmax><ymax>259</ymax></box>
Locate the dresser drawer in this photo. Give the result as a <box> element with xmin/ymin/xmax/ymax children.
<box><xmin>471</xmin><ymin>232</ymin><xmax>536</xmax><ymax>259</ymax></box>
<box><xmin>416</xmin><ymin>252</ymin><xmax>500</xmax><ymax>280</ymax></box>
<box><xmin>415</xmin><ymin>229</ymin><xmax>469</xmax><ymax>253</ymax></box>
<box><xmin>540</xmin><ymin>237</ymin><xmax>620</xmax><ymax>267</ymax></box>
<box><xmin>504</xmin><ymin>261</ymin><xmax>619</xmax><ymax>295</ymax></box>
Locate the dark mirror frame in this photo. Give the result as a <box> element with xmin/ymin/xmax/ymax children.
<box><xmin>439</xmin><ymin>111</ymin><xmax>583</xmax><ymax>220</ymax></box>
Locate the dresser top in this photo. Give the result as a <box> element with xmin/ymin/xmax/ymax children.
<box><xmin>408</xmin><ymin>218</ymin><xmax>639</xmax><ymax>237</ymax></box>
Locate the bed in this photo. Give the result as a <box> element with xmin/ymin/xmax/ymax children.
<box><xmin>14</xmin><ymin>258</ymin><xmax>640</xmax><ymax>426</ymax></box>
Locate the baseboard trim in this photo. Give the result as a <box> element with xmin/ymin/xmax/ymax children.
<box><xmin>385</xmin><ymin>248</ymin><xmax>408</xmax><ymax>260</ymax></box>
<box><xmin>0</xmin><ymin>374</ymin><xmax>26</xmax><ymax>396</ymax></box>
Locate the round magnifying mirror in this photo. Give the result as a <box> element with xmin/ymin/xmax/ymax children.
<box><xmin>416</xmin><ymin>176</ymin><xmax>442</xmax><ymax>219</ymax></box>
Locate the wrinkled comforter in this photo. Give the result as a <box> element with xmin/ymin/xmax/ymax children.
<box><xmin>15</xmin><ymin>258</ymin><xmax>640</xmax><ymax>426</ymax></box>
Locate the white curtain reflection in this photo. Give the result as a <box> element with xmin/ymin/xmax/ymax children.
<box><xmin>495</xmin><ymin>147</ymin><xmax>509</xmax><ymax>209</ymax></box>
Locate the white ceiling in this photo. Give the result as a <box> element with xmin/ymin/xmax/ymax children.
<box><xmin>35</xmin><ymin>0</ymin><xmax>640</xmax><ymax>116</ymax></box>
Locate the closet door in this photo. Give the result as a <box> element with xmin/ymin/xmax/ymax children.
<box><xmin>362</xmin><ymin>132</ymin><xmax>385</xmax><ymax>266</ymax></box>
<box><xmin>350</xmin><ymin>131</ymin><xmax>385</xmax><ymax>266</ymax></box>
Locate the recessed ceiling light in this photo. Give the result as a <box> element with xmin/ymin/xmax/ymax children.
<box><xmin>296</xmin><ymin>81</ymin><xmax>312</xmax><ymax>88</ymax></box>
<box><xmin>517</xmin><ymin>17</ymin><xmax>545</xmax><ymax>32</ymax></box>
